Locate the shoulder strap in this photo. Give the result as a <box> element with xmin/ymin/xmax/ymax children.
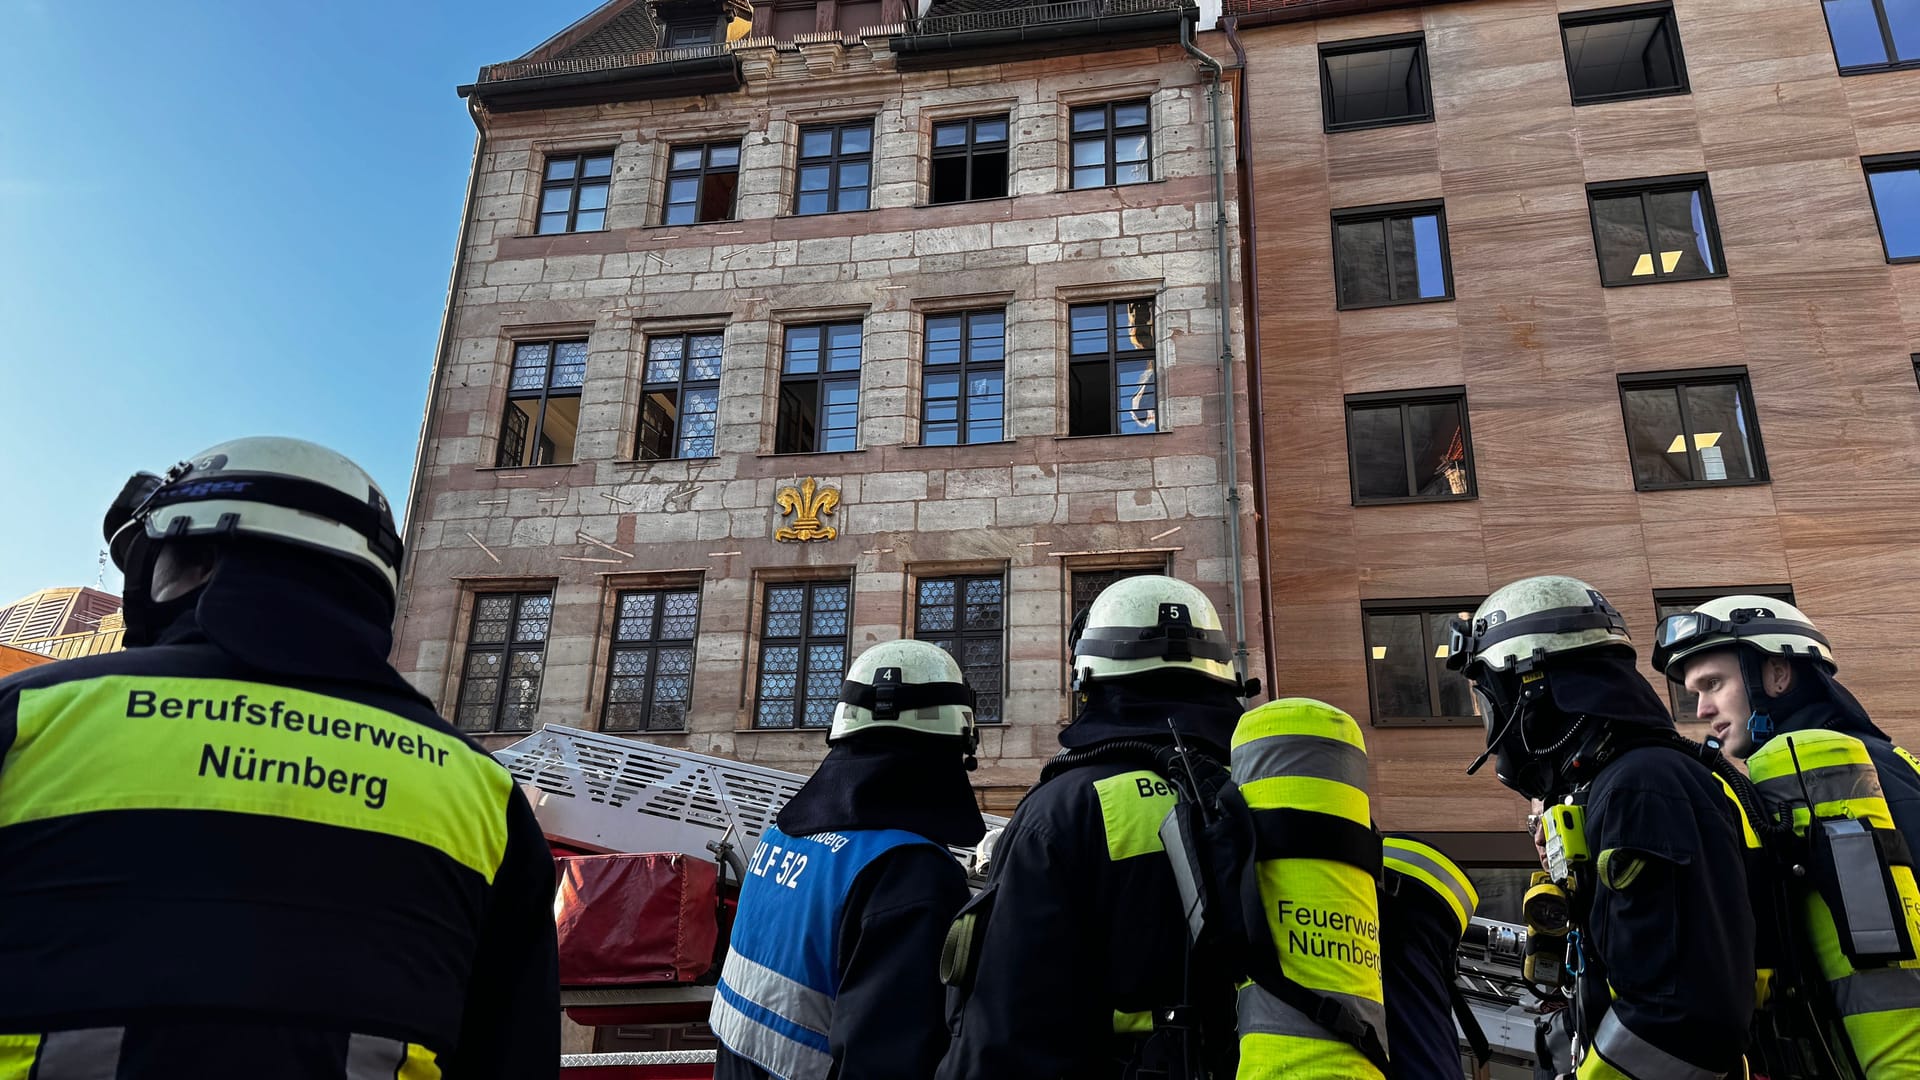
<box><xmin>1451</xmin><ymin>984</ymin><xmax>1492</xmax><ymax>1069</ymax></box>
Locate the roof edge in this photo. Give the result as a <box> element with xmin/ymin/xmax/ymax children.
<box><xmin>515</xmin><ymin>0</ymin><xmax>643</xmax><ymax>63</ymax></box>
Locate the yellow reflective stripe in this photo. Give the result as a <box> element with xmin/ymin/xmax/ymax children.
<box><xmin>1842</xmin><ymin>1004</ymin><xmax>1920</xmax><ymax>1077</ymax></box>
<box><xmin>1113</xmin><ymin>1010</ymin><xmax>1154</xmax><ymax>1035</ymax></box>
<box><xmin>1232</xmin><ymin>697</ymin><xmax>1368</xmax><ymax>753</ymax></box>
<box><xmin>1714</xmin><ymin>776</ymin><xmax>1762</xmax><ymax>849</ymax></box>
<box><xmin>1238</xmin><ymin>1031</ymin><xmax>1383</xmax><ymax>1080</ymax></box>
<box><xmin>1575</xmin><ymin>1048</ymin><xmax>1633</xmax><ymax>1080</ymax></box>
<box><xmin>1382</xmin><ymin>837</ymin><xmax>1478</xmax><ymax>933</ymax></box>
<box><xmin>0</xmin><ymin>1035</ymin><xmax>38</xmax><ymax>1080</ymax></box>
<box><xmin>401</xmin><ymin>1043</ymin><xmax>442</xmax><ymax>1080</ymax></box>
<box><xmin>2</xmin><ymin>676</ymin><xmax>513</xmax><ymax>881</ymax></box>
<box><xmin>1239</xmin><ymin>775</ymin><xmax>1369</xmax><ymax>826</ymax></box>
<box><xmin>1092</xmin><ymin>770</ymin><xmax>1176</xmax><ymax>861</ymax></box>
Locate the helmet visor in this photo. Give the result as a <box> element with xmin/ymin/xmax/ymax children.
<box><xmin>1651</xmin><ymin>608</ymin><xmax>1827</xmax><ymax>673</ymax></box>
<box><xmin>103</xmin><ymin>471</ymin><xmax>166</xmax><ymax>569</ymax></box>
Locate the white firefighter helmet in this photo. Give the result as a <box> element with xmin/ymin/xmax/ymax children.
<box><xmin>1070</xmin><ymin>575</ymin><xmax>1241</xmax><ymax>689</ymax></box>
<box><xmin>829</xmin><ymin>638</ymin><xmax>977</xmax><ymax>745</ymax></box>
<box><xmin>1447</xmin><ymin>575</ymin><xmax>1633</xmax><ymax>675</ymax></box>
<box><xmin>104</xmin><ymin>436</ymin><xmax>402</xmax><ymax>600</ymax></box>
<box><xmin>1652</xmin><ymin>594</ymin><xmax>1835</xmax><ymax>678</ymax></box>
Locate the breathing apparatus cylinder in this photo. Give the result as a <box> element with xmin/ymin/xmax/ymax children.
<box><xmin>1748</xmin><ymin>729</ymin><xmax>1920</xmax><ymax>1077</ymax></box>
<box><xmin>1229</xmin><ymin>698</ymin><xmax>1385</xmax><ymax>1080</ymax></box>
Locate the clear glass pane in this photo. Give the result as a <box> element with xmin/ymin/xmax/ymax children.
<box><xmin>1114</xmin><ymin>162</ymin><xmax>1151</xmax><ymax>186</ymax></box>
<box><xmin>934</xmin><ymin>122</ymin><xmax>969</xmax><ymax>148</ymax></box>
<box><xmin>797</xmin><ymin>192</ymin><xmax>829</xmax><ymax>216</ymax></box>
<box><xmin>926</xmin><ymin>315</ymin><xmax>963</xmax><ymax>365</ymax></box>
<box><xmin>1680</xmin><ymin>382</ymin><xmax>1759</xmax><ymax>483</ymax></box>
<box><xmin>924</xmin><ymin>372</ymin><xmax>961</xmax><ymax>406</ymax></box>
<box><xmin>798</xmin><ymin>164</ymin><xmax>832</xmax><ymax>192</ymax></box>
<box><xmin>550</xmin><ymin>341</ymin><xmax>588</xmax><ymax>388</ymax></box>
<box><xmin>1869</xmin><ymin>167</ymin><xmax>1920</xmax><ymax>259</ymax></box>
<box><xmin>821</xmin><ymin>380</ymin><xmax>861</xmax><ymax>452</ymax></box>
<box><xmin>1071</xmin><ymin>107</ymin><xmax>1106</xmax><ymax>133</ymax></box>
<box><xmin>671</xmin><ymin>147</ymin><xmax>705</xmax><ymax>172</ymax></box>
<box><xmin>511</xmin><ymin>343</ymin><xmax>551</xmax><ymax>391</ymax></box>
<box><xmin>801</xmin><ymin>129</ymin><xmax>834</xmax><ymax>158</ymax></box>
<box><xmin>1113</xmin><ymin>134</ymin><xmax>1149</xmax><ymax>164</ymax></box>
<box><xmin>1072</xmin><ymin>139</ymin><xmax>1109</xmax><ymax>168</ymax></box>
<box><xmin>1622</xmin><ymin>386</ymin><xmax>1693</xmax><ymax>486</ymax></box>
<box><xmin>969</xmin><ymin>311</ymin><xmax>1005</xmax><ymax>362</ymax></box>
<box><xmin>1113</xmin><ymin>101</ymin><xmax>1149</xmax><ymax>129</ymax></box>
<box><xmin>1591</xmin><ymin>194</ymin><xmax>1654</xmax><ymax>284</ymax></box>
<box><xmin>537</xmin><ymin>212</ymin><xmax>569</xmax><ymax>235</ymax></box>
<box><xmin>1825</xmin><ymin>0</ymin><xmax>1895</xmax><ymax>67</ymax></box>
<box><xmin>1408</xmin><ymin>400</ymin><xmax>1470</xmax><ymax>497</ymax></box>
<box><xmin>837</xmin><ymin>124</ymin><xmax>873</xmax><ymax>155</ymax></box>
<box><xmin>1336</xmin><ymin>218</ymin><xmax>1391</xmax><ymax>306</ymax></box>
<box><xmin>1411</xmin><ymin>214</ymin><xmax>1447</xmax><ymax>297</ymax></box>
<box><xmin>662</xmin><ymin>204</ymin><xmax>693</xmax><ymax>226</ymax></box>
<box><xmin>583</xmin><ymin>154</ymin><xmax>614</xmax><ymax>178</ymax></box>
<box><xmin>1890</xmin><ymin>0</ymin><xmax>1920</xmax><ymax>58</ymax></box>
<box><xmin>826</xmin><ymin>323</ymin><xmax>863</xmax><ymax>371</ymax></box>
<box><xmin>541</xmin><ymin>188</ymin><xmax>573</xmax><ymax>213</ymax></box>
<box><xmin>1116</xmin><ymin>358</ymin><xmax>1157</xmax><ymax>434</ymax></box>
<box><xmin>1349</xmin><ymin>405</ymin><xmax>1409</xmax><ymax>500</ymax></box>
<box><xmin>708</xmin><ymin>143</ymin><xmax>740</xmax><ymax>168</ymax></box>
<box><xmin>545</xmin><ymin>157</ymin><xmax>577</xmax><ymax>181</ymax></box>
<box><xmin>1326</xmin><ymin>45</ymin><xmax>1424</xmax><ymax>126</ymax></box>
<box><xmin>837</xmin><ymin>162</ymin><xmax>871</xmax><ymax>191</ymax></box>
<box><xmin>784</xmin><ymin>327</ymin><xmax>822</xmax><ymax>374</ymax></box>
<box><xmin>573</xmin><ymin>209</ymin><xmax>604</xmax><ymax>231</ymax></box>
<box><xmin>967</xmin><ymin>370</ymin><xmax>1005</xmax><ymax>444</ymax></box>
<box><xmin>974</xmin><ymin>117</ymin><xmax>1008</xmax><ymax>143</ymax></box>
<box><xmin>667</xmin><ymin>178</ymin><xmax>699</xmax><ymax>206</ymax></box>
<box><xmin>837</xmin><ymin>188</ymin><xmax>869</xmax><ymax>212</ymax></box>
<box><xmin>1069</xmin><ymin>304</ymin><xmax>1109</xmax><ymax>355</ymax></box>
<box><xmin>1122</xmin><ymin>300</ymin><xmax>1154</xmax><ymax>350</ymax></box>
<box><xmin>1647</xmin><ymin>188</ymin><xmax>1714</xmax><ymax>276</ymax></box>
<box><xmin>1565</xmin><ymin>15</ymin><xmax>1680</xmax><ymax>100</ymax></box>
<box><xmin>1367</xmin><ymin>613</ymin><xmax>1432</xmax><ymax>718</ymax></box>
<box><xmin>1073</xmin><ymin>166</ymin><xmax>1107</xmax><ymax>190</ymax></box>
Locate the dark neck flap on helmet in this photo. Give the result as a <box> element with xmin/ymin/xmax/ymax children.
<box><xmin>1749</xmin><ymin>654</ymin><xmax>1887</xmax><ymax>744</ymax></box>
<box><xmin>1480</xmin><ymin>649</ymin><xmax>1673</xmax><ymax>801</ymax></box>
<box><xmin>777</xmin><ymin>730</ymin><xmax>987</xmax><ymax>848</ymax></box>
<box><xmin>1060</xmin><ymin>671</ymin><xmax>1243</xmax><ymax>754</ymax></box>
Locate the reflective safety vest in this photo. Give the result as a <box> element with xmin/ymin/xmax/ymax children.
<box><xmin>1231</xmin><ymin>698</ymin><xmax>1385</xmax><ymax>1080</ymax></box>
<box><xmin>1749</xmin><ymin>729</ymin><xmax>1920</xmax><ymax>1079</ymax></box>
<box><xmin>711</xmin><ymin>824</ymin><xmax>944</xmax><ymax>1080</ymax></box>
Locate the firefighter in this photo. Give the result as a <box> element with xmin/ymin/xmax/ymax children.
<box><xmin>1379</xmin><ymin>835</ymin><xmax>1488</xmax><ymax>1079</ymax></box>
<box><xmin>0</xmin><ymin>437</ymin><xmax>559</xmax><ymax>1079</ymax></box>
<box><xmin>1654</xmin><ymin>598</ymin><xmax>1920</xmax><ymax>1077</ymax></box>
<box><xmin>936</xmin><ymin>574</ymin><xmax>1258</xmax><ymax>1080</ymax></box>
<box><xmin>1652</xmin><ymin>595</ymin><xmax>1920</xmax><ymax>843</ymax></box>
<box><xmin>712</xmin><ymin>638</ymin><xmax>982</xmax><ymax>1080</ymax></box>
<box><xmin>1449</xmin><ymin>575</ymin><xmax>1754</xmax><ymax>1079</ymax></box>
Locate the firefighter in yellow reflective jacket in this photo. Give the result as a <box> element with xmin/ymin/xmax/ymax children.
<box><xmin>936</xmin><ymin>575</ymin><xmax>1259</xmax><ymax>1079</ymax></box>
<box><xmin>1655</xmin><ymin>598</ymin><xmax>1920</xmax><ymax>1078</ymax></box>
<box><xmin>1450</xmin><ymin>576</ymin><xmax>1754</xmax><ymax>1080</ymax></box>
<box><xmin>0</xmin><ymin>438</ymin><xmax>559</xmax><ymax>1080</ymax></box>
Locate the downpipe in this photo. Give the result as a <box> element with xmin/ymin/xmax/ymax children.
<box><xmin>1179</xmin><ymin>17</ymin><xmax>1252</xmax><ymax>691</ymax></box>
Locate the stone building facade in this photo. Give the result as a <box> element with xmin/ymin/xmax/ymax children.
<box><xmin>1230</xmin><ymin>0</ymin><xmax>1920</xmax><ymax>859</ymax></box>
<box><xmin>396</xmin><ymin>0</ymin><xmax>1263</xmax><ymax>806</ymax></box>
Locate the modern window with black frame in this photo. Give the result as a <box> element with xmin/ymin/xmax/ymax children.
<box><xmin>638</xmin><ymin>332</ymin><xmax>722</xmax><ymax>461</ymax></box>
<box><xmin>662</xmin><ymin>143</ymin><xmax>740</xmax><ymax>226</ymax></box>
<box><xmin>921</xmin><ymin>310</ymin><xmax>1005</xmax><ymax>445</ymax></box>
<box><xmin>1823</xmin><ymin>0</ymin><xmax>1920</xmax><ymax>73</ymax></box>
<box><xmin>603</xmin><ymin>588</ymin><xmax>700</xmax><ymax>733</ymax></box>
<box><xmin>755</xmin><ymin>581</ymin><xmax>852</xmax><ymax>729</ymax></box>
<box><xmin>796</xmin><ymin>121</ymin><xmax>873</xmax><ymax>216</ymax></box>
<box><xmin>497</xmin><ymin>340</ymin><xmax>587</xmax><ymax>467</ymax></box>
<box><xmin>1587</xmin><ymin>174</ymin><xmax>1726</xmax><ymax>286</ymax></box>
<box><xmin>915</xmin><ymin>574</ymin><xmax>1005</xmax><ymax>726</ymax></box>
<box><xmin>1560</xmin><ymin>3</ymin><xmax>1689</xmax><ymax>105</ymax></box>
<box><xmin>1864</xmin><ymin>153</ymin><xmax>1920</xmax><ymax>263</ymax></box>
<box><xmin>1067</xmin><ymin>299</ymin><xmax>1157</xmax><ymax>437</ymax></box>
<box><xmin>1320</xmin><ymin>34</ymin><xmax>1434</xmax><ymax>131</ymax></box>
<box><xmin>1618</xmin><ymin>367</ymin><xmax>1767</xmax><ymax>490</ymax></box>
<box><xmin>1332</xmin><ymin>201</ymin><xmax>1454</xmax><ymax>309</ymax></box>
<box><xmin>931</xmin><ymin>116</ymin><xmax>1010</xmax><ymax>205</ymax></box>
<box><xmin>1653</xmin><ymin>586</ymin><xmax>1795</xmax><ymax>723</ymax></box>
<box><xmin>1345</xmin><ymin>388</ymin><xmax>1475</xmax><ymax>505</ymax></box>
<box><xmin>456</xmin><ymin>592</ymin><xmax>553</xmax><ymax>733</ymax></box>
<box><xmin>776</xmin><ymin>322</ymin><xmax>862</xmax><ymax>454</ymax></box>
<box><xmin>1363</xmin><ymin>600</ymin><xmax>1483</xmax><ymax>727</ymax></box>
<box><xmin>537</xmin><ymin>150</ymin><xmax>613</xmax><ymax>235</ymax></box>
<box><xmin>1070</xmin><ymin>101</ymin><xmax>1151</xmax><ymax>189</ymax></box>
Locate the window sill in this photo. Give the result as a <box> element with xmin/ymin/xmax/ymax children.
<box><xmin>518</xmin><ymin>228</ymin><xmax>613</xmax><ymax>240</ymax></box>
<box><xmin>1838</xmin><ymin>59</ymin><xmax>1920</xmax><ymax>76</ymax></box>
<box><xmin>1336</xmin><ymin>294</ymin><xmax>1455</xmax><ymax>312</ymax></box>
<box><xmin>1054</xmin><ymin>430</ymin><xmax>1169</xmax><ymax>442</ymax></box>
<box><xmin>1599</xmin><ymin>270</ymin><xmax>1728</xmax><ymax>289</ymax></box>
<box><xmin>644</xmin><ymin>219</ymin><xmax>740</xmax><ymax>231</ymax></box>
<box><xmin>903</xmin><ymin>439</ymin><xmax>1019</xmax><ymax>449</ymax></box>
<box><xmin>1324</xmin><ymin>114</ymin><xmax>1435</xmax><ymax>134</ymax></box>
<box><xmin>756</xmin><ymin>448</ymin><xmax>869</xmax><ymax>460</ymax></box>
<box><xmin>1634</xmin><ymin>477</ymin><xmax>1769</xmax><ymax>493</ymax></box>
<box><xmin>474</xmin><ymin>462</ymin><xmax>582</xmax><ymax>473</ymax></box>
<box><xmin>781</xmin><ymin>207</ymin><xmax>880</xmax><ymax>220</ymax></box>
<box><xmin>1569</xmin><ymin>85</ymin><xmax>1691</xmax><ymax>107</ymax></box>
<box><xmin>612</xmin><ymin>457</ymin><xmax>719</xmax><ymax>466</ymax></box>
<box><xmin>1068</xmin><ymin>177</ymin><xmax>1166</xmax><ymax>193</ymax></box>
<box><xmin>918</xmin><ymin>194</ymin><xmax>1018</xmax><ymax>210</ymax></box>
<box><xmin>1353</xmin><ymin>494</ymin><xmax>1477</xmax><ymax>507</ymax></box>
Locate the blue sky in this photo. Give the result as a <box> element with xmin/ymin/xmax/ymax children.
<box><xmin>0</xmin><ymin>0</ymin><xmax>599</xmax><ymax>605</ymax></box>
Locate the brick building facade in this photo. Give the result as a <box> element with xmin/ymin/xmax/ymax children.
<box><xmin>395</xmin><ymin>0</ymin><xmax>1263</xmax><ymax>805</ymax></box>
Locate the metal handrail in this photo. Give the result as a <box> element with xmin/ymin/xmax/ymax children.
<box><xmin>479</xmin><ymin>42</ymin><xmax>730</xmax><ymax>83</ymax></box>
<box><xmin>903</xmin><ymin>0</ymin><xmax>1189</xmax><ymax>37</ymax></box>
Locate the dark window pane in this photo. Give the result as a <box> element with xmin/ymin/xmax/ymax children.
<box><xmin>1336</xmin><ymin>218</ymin><xmax>1390</xmax><ymax>306</ymax></box>
<box><xmin>1427</xmin><ymin>611</ymin><xmax>1479</xmax><ymax>718</ymax></box>
<box><xmin>1869</xmin><ymin>167</ymin><xmax>1920</xmax><ymax>259</ymax></box>
<box><xmin>1622</xmin><ymin>386</ymin><xmax>1693</xmax><ymax>486</ymax></box>
<box><xmin>1565</xmin><ymin>14</ymin><xmax>1682</xmax><ymax>101</ymax></box>
<box><xmin>1679</xmin><ymin>383</ymin><xmax>1758</xmax><ymax>482</ymax></box>
<box><xmin>1409</xmin><ymin>400</ymin><xmax>1469</xmax><ymax>497</ymax></box>
<box><xmin>1349</xmin><ymin>405</ymin><xmax>1408</xmax><ymax>500</ymax></box>
<box><xmin>639</xmin><ymin>392</ymin><xmax>676</xmax><ymax>461</ymax></box>
<box><xmin>1825</xmin><ymin>0</ymin><xmax>1895</xmax><ymax>66</ymax></box>
<box><xmin>970</xmin><ymin>151</ymin><xmax>1009</xmax><ymax>199</ymax></box>
<box><xmin>1367</xmin><ymin>613</ymin><xmax>1431</xmax><ymax>718</ymax></box>
<box><xmin>1387</xmin><ymin>215</ymin><xmax>1424</xmax><ymax>300</ymax></box>
<box><xmin>1325</xmin><ymin>44</ymin><xmax>1426</xmax><ymax>127</ymax></box>
<box><xmin>700</xmin><ymin>172</ymin><xmax>739</xmax><ymax>222</ymax></box>
<box><xmin>1592</xmin><ymin>194</ymin><xmax>1654</xmax><ymax>282</ymax></box>
<box><xmin>777</xmin><ymin>381</ymin><xmax>819</xmax><ymax>453</ymax></box>
<box><xmin>1069</xmin><ymin>363</ymin><xmax>1110</xmax><ymax>436</ymax></box>
<box><xmin>1647</xmin><ymin>188</ymin><xmax>1714</xmax><ymax>276</ymax></box>
<box><xmin>931</xmin><ymin>156</ymin><xmax>969</xmax><ymax>204</ymax></box>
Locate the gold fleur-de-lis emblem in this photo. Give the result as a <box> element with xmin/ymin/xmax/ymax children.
<box><xmin>774</xmin><ymin>477</ymin><xmax>840</xmax><ymax>542</ymax></box>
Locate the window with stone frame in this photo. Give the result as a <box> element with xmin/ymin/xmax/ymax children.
<box><xmin>1068</xmin><ymin>299</ymin><xmax>1157</xmax><ymax>437</ymax></box>
<box><xmin>537</xmin><ymin>150</ymin><xmax>614</xmax><ymax>235</ymax></box>
<box><xmin>456</xmin><ymin>591</ymin><xmax>553</xmax><ymax>733</ymax></box>
<box><xmin>498</xmin><ymin>340</ymin><xmax>587</xmax><ymax>467</ymax></box>
<box><xmin>755</xmin><ymin>581</ymin><xmax>852</xmax><ymax>729</ymax></box>
<box><xmin>1654</xmin><ymin>586</ymin><xmax>1795</xmax><ymax>722</ymax></box>
<box><xmin>796</xmin><ymin>121</ymin><xmax>874</xmax><ymax>215</ymax></box>
<box><xmin>1070</xmin><ymin>100</ymin><xmax>1151</xmax><ymax>189</ymax></box>
<box><xmin>931</xmin><ymin>116</ymin><xmax>1010</xmax><ymax>205</ymax></box>
<box><xmin>603</xmin><ymin>588</ymin><xmax>701</xmax><ymax>732</ymax></box>
<box><xmin>662</xmin><ymin>143</ymin><xmax>741</xmax><ymax>225</ymax></box>
<box><xmin>639</xmin><ymin>332</ymin><xmax>723</xmax><ymax>460</ymax></box>
<box><xmin>915</xmin><ymin>574</ymin><xmax>1005</xmax><ymax>725</ymax></box>
<box><xmin>920</xmin><ymin>309</ymin><xmax>1005</xmax><ymax>445</ymax></box>
<box><xmin>776</xmin><ymin>322</ymin><xmax>862</xmax><ymax>454</ymax></box>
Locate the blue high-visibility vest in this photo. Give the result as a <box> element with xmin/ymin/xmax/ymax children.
<box><xmin>711</xmin><ymin>824</ymin><xmax>945</xmax><ymax>1080</ymax></box>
